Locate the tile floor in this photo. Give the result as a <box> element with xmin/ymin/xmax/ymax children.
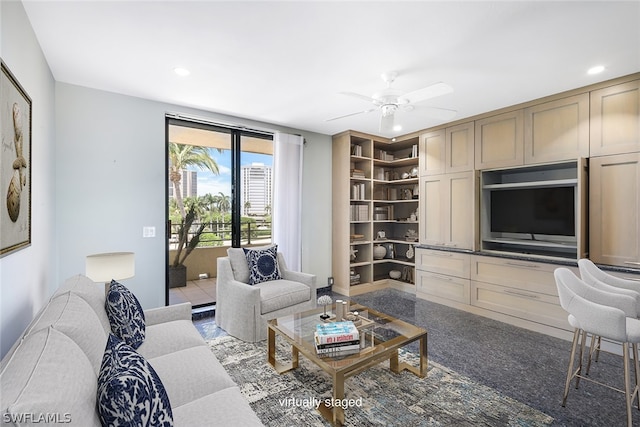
<box><xmin>169</xmin><ymin>277</ymin><xmax>216</xmax><ymax>308</ymax></box>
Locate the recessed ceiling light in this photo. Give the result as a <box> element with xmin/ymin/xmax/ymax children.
<box><xmin>393</xmin><ymin>125</ymin><xmax>402</xmax><ymax>132</ymax></box>
<box><xmin>174</xmin><ymin>67</ymin><xmax>190</xmax><ymax>77</ymax></box>
<box><xmin>587</xmin><ymin>65</ymin><xmax>605</xmax><ymax>75</ymax></box>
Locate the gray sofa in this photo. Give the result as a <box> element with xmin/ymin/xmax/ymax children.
<box><xmin>0</xmin><ymin>274</ymin><xmax>263</xmax><ymax>426</ymax></box>
<box><xmin>216</xmin><ymin>248</ymin><xmax>317</xmax><ymax>342</ymax></box>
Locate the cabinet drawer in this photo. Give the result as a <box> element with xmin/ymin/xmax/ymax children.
<box><xmin>416</xmin><ymin>249</ymin><xmax>470</xmax><ymax>279</ymax></box>
<box><xmin>471</xmin><ymin>255</ymin><xmax>561</xmax><ymax>296</ymax></box>
<box><xmin>416</xmin><ymin>270</ymin><xmax>470</xmax><ymax>303</ymax></box>
<box><xmin>471</xmin><ymin>281</ymin><xmax>570</xmax><ymax>330</ymax></box>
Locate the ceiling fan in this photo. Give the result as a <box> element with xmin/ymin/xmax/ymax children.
<box><xmin>328</xmin><ymin>71</ymin><xmax>456</xmax><ymax>133</ymax></box>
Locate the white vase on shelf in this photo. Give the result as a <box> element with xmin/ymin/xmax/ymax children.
<box><xmin>373</xmin><ymin>244</ymin><xmax>387</xmax><ymax>260</ymax></box>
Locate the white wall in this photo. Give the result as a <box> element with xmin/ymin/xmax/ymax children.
<box><xmin>1</xmin><ymin>0</ymin><xmax>332</xmax><ymax>359</ymax></box>
<box><xmin>0</xmin><ymin>1</ymin><xmax>57</xmax><ymax>357</ymax></box>
<box><xmin>54</xmin><ymin>83</ymin><xmax>333</xmax><ymax>309</ymax></box>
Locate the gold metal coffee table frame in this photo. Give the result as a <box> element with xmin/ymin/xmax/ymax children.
<box><xmin>267</xmin><ymin>303</ymin><xmax>428</xmax><ymax>426</ymax></box>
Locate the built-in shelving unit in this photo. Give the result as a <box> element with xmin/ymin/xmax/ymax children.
<box><xmin>333</xmin><ymin>131</ymin><xmax>419</xmax><ymax>296</ymax></box>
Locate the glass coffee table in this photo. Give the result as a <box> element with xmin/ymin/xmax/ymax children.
<box><xmin>267</xmin><ymin>302</ymin><xmax>428</xmax><ymax>426</ymax></box>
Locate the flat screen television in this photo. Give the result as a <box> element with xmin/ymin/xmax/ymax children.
<box><xmin>490</xmin><ymin>186</ymin><xmax>576</xmax><ymax>237</ymax></box>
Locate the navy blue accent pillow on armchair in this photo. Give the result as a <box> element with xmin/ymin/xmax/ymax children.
<box><xmin>243</xmin><ymin>245</ymin><xmax>282</xmax><ymax>285</ymax></box>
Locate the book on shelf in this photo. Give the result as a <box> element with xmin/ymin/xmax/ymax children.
<box><xmin>351</xmin><ymin>183</ymin><xmax>366</xmax><ymax>200</ymax></box>
<box><xmin>351</xmin><ymin>144</ymin><xmax>363</xmax><ymax>157</ymax></box>
<box><xmin>350</xmin><ymin>204</ymin><xmax>369</xmax><ymax>221</ymax></box>
<box><xmin>350</xmin><ymin>168</ymin><xmax>365</xmax><ymax>178</ymax></box>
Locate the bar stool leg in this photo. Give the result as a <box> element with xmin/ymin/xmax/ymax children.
<box><xmin>563</xmin><ymin>328</ymin><xmax>581</xmax><ymax>406</ymax></box>
<box><xmin>623</xmin><ymin>343</ymin><xmax>633</xmax><ymax>427</ymax></box>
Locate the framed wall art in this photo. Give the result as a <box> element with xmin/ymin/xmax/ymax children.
<box><xmin>1</xmin><ymin>61</ymin><xmax>32</xmax><ymax>256</ymax></box>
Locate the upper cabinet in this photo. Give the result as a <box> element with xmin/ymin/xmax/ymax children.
<box><xmin>446</xmin><ymin>122</ymin><xmax>475</xmax><ymax>173</ymax></box>
<box><xmin>474</xmin><ymin>110</ymin><xmax>524</xmax><ymax>170</ymax></box>
<box><xmin>589</xmin><ymin>152</ymin><xmax>640</xmax><ymax>268</ymax></box>
<box><xmin>590</xmin><ymin>80</ymin><xmax>640</xmax><ymax>157</ymax></box>
<box><xmin>524</xmin><ymin>94</ymin><xmax>589</xmax><ymax>164</ymax></box>
<box><xmin>419</xmin><ymin>121</ymin><xmax>474</xmax><ymax>176</ymax></box>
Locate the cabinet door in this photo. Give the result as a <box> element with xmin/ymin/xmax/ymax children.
<box><xmin>475</xmin><ymin>110</ymin><xmax>524</xmax><ymax>170</ymax></box>
<box><xmin>419</xmin><ymin>175</ymin><xmax>445</xmax><ymax>245</ymax></box>
<box><xmin>415</xmin><ymin>248</ymin><xmax>471</xmax><ymax>278</ymax></box>
<box><xmin>447</xmin><ymin>172</ymin><xmax>476</xmax><ymax>250</ymax></box>
<box><xmin>419</xmin><ymin>172</ymin><xmax>475</xmax><ymax>249</ymax></box>
<box><xmin>524</xmin><ymin>94</ymin><xmax>589</xmax><ymax>164</ymax></box>
<box><xmin>446</xmin><ymin>121</ymin><xmax>475</xmax><ymax>173</ymax></box>
<box><xmin>589</xmin><ymin>152</ymin><xmax>640</xmax><ymax>267</ymax></box>
<box><xmin>419</xmin><ymin>130</ymin><xmax>445</xmax><ymax>176</ymax></box>
<box><xmin>590</xmin><ymin>80</ymin><xmax>640</xmax><ymax>157</ymax></box>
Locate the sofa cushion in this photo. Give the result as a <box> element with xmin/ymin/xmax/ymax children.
<box><xmin>255</xmin><ymin>279</ymin><xmax>311</xmax><ymax>314</ymax></box>
<box><xmin>137</xmin><ymin>320</ymin><xmax>208</xmax><ymax>360</ymax></box>
<box><xmin>105</xmin><ymin>280</ymin><xmax>146</xmax><ymax>349</ymax></box>
<box><xmin>28</xmin><ymin>291</ymin><xmax>108</xmax><ymax>373</ymax></box>
<box><xmin>0</xmin><ymin>327</ymin><xmax>101</xmax><ymax>426</ymax></box>
<box><xmin>147</xmin><ymin>345</ymin><xmax>237</xmax><ymax>408</ymax></box>
<box><xmin>243</xmin><ymin>245</ymin><xmax>281</xmax><ymax>285</ymax></box>
<box><xmin>97</xmin><ymin>334</ymin><xmax>173</xmax><ymax>426</ymax></box>
<box><xmin>54</xmin><ymin>274</ymin><xmax>112</xmax><ymax>333</ymax></box>
<box><xmin>171</xmin><ymin>388</ymin><xmax>264</xmax><ymax>427</ymax></box>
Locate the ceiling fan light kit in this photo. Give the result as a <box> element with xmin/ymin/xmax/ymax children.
<box><xmin>329</xmin><ymin>71</ymin><xmax>456</xmax><ymax>134</ymax></box>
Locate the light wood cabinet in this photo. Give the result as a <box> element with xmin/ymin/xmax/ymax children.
<box><xmin>470</xmin><ymin>255</ymin><xmax>571</xmax><ymax>331</ymax></box>
<box><xmin>419</xmin><ymin>122</ymin><xmax>474</xmax><ymax>176</ymax></box>
<box><xmin>419</xmin><ymin>130</ymin><xmax>445</xmax><ymax>176</ymax></box>
<box><xmin>589</xmin><ymin>152</ymin><xmax>640</xmax><ymax>268</ymax></box>
<box><xmin>524</xmin><ymin>93</ymin><xmax>589</xmax><ymax>164</ymax></box>
<box><xmin>470</xmin><ymin>255</ymin><xmax>559</xmax><ymax>296</ymax></box>
<box><xmin>419</xmin><ymin>171</ymin><xmax>476</xmax><ymax>250</ymax></box>
<box><xmin>475</xmin><ymin>110</ymin><xmax>524</xmax><ymax>170</ymax></box>
<box><xmin>446</xmin><ymin>122</ymin><xmax>475</xmax><ymax>173</ymax></box>
<box><xmin>590</xmin><ymin>80</ymin><xmax>640</xmax><ymax>157</ymax></box>
<box><xmin>415</xmin><ymin>249</ymin><xmax>471</xmax><ymax>304</ymax></box>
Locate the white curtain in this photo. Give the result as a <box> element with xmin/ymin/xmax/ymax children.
<box><xmin>272</xmin><ymin>132</ymin><xmax>304</xmax><ymax>271</ymax></box>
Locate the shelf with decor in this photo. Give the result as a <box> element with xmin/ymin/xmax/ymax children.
<box><xmin>333</xmin><ymin>131</ymin><xmax>419</xmax><ymax>296</ymax></box>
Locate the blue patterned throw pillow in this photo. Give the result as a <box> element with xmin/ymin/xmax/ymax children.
<box><xmin>243</xmin><ymin>245</ymin><xmax>282</xmax><ymax>285</ymax></box>
<box><xmin>98</xmin><ymin>334</ymin><xmax>173</xmax><ymax>427</ymax></box>
<box><xmin>105</xmin><ymin>280</ymin><xmax>145</xmax><ymax>349</ymax></box>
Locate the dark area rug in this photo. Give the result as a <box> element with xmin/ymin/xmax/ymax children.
<box><xmin>208</xmin><ymin>335</ymin><xmax>554</xmax><ymax>426</ymax></box>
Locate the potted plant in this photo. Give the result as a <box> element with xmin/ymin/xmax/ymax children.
<box><xmin>169</xmin><ymin>205</ymin><xmax>207</xmax><ymax>288</ymax></box>
<box><xmin>168</xmin><ymin>142</ymin><xmax>219</xmax><ymax>287</ymax></box>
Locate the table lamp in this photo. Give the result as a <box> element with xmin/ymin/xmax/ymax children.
<box><xmin>86</xmin><ymin>252</ymin><xmax>135</xmax><ymax>293</ymax></box>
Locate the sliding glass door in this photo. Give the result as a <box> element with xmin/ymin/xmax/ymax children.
<box><xmin>165</xmin><ymin>117</ymin><xmax>273</xmax><ymax>307</ymax></box>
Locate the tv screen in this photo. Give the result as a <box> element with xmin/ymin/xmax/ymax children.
<box><xmin>490</xmin><ymin>186</ymin><xmax>575</xmax><ymax>237</ymax></box>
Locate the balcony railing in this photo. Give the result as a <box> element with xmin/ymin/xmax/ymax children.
<box><xmin>169</xmin><ymin>220</ymin><xmax>272</xmax><ymax>249</ymax></box>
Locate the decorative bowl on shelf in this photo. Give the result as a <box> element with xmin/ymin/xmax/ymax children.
<box><xmin>389</xmin><ymin>270</ymin><xmax>402</xmax><ymax>279</ymax></box>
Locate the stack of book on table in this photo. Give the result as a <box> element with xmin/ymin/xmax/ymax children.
<box><xmin>315</xmin><ymin>321</ymin><xmax>360</xmax><ymax>356</ymax></box>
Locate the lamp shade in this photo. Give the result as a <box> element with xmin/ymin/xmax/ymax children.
<box><xmin>86</xmin><ymin>252</ymin><xmax>135</xmax><ymax>282</ymax></box>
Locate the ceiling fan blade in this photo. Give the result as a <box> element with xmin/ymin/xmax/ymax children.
<box><xmin>326</xmin><ymin>108</ymin><xmax>377</xmax><ymax>122</ymax></box>
<box><xmin>399</xmin><ymin>82</ymin><xmax>453</xmax><ymax>104</ymax></box>
<box><xmin>419</xmin><ymin>106</ymin><xmax>458</xmax><ymax>121</ymax></box>
<box><xmin>339</xmin><ymin>91</ymin><xmax>378</xmax><ymax>104</ymax></box>
<box><xmin>379</xmin><ymin>113</ymin><xmax>395</xmax><ymax>133</ymax></box>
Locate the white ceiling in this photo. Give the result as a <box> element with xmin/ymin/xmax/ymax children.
<box><xmin>21</xmin><ymin>1</ymin><xmax>640</xmax><ymax>138</ymax></box>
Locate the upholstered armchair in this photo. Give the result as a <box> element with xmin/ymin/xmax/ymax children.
<box><xmin>215</xmin><ymin>246</ymin><xmax>317</xmax><ymax>342</ymax></box>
